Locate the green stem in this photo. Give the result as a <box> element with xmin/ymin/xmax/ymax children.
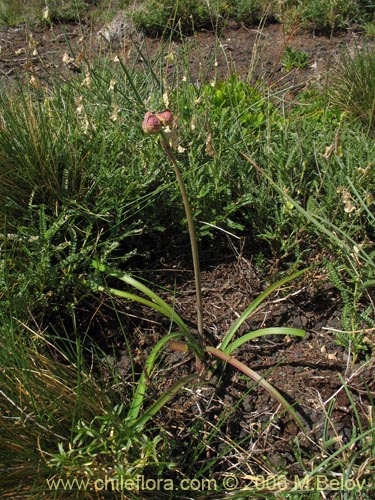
<box><xmin>160</xmin><ymin>134</ymin><xmax>204</xmax><ymax>350</ymax></box>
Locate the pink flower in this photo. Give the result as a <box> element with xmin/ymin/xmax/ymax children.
<box><xmin>156</xmin><ymin>109</ymin><xmax>174</xmax><ymax>126</ymax></box>
<box><xmin>142</xmin><ymin>112</ymin><xmax>162</xmax><ymax>134</ymax></box>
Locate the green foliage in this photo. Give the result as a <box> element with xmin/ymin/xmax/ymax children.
<box><xmin>44</xmin><ymin>0</ymin><xmax>90</xmax><ymax>23</ymax></box>
<box><xmin>0</xmin><ymin>0</ymin><xmax>91</xmax><ymax>25</ymax></box>
<box><xmin>131</xmin><ymin>0</ymin><xmax>279</xmax><ymax>37</ymax></box>
<box><xmin>363</xmin><ymin>20</ymin><xmax>375</xmax><ymax>38</ymax></box>
<box><xmin>129</xmin><ymin>0</ymin><xmax>375</xmax><ymax>36</ymax></box>
<box><xmin>250</xmin><ymin>115</ymin><xmax>375</xmax><ymax>355</ymax></box>
<box><xmin>164</xmin><ymin>75</ymin><xmax>375</xmax><ymax>264</ymax></box>
<box><xmin>0</xmin><ymin>310</ymin><xmax>179</xmax><ymax>498</ymax></box>
<box><xmin>1</xmin><ymin>0</ymin><xmax>374</xmax><ymax>31</ymax></box>
<box><xmin>132</xmin><ymin>0</ymin><xmax>215</xmax><ymax>37</ymax></box>
<box><xmin>0</xmin><ymin>67</ymin><xmax>166</xmax><ymax>326</ymax></box>
<box><xmin>178</xmin><ymin>76</ymin><xmax>278</xmax><ymax>236</ymax></box>
<box><xmin>5</xmin><ymin>55</ymin><xmax>375</xmax><ymax>345</ymax></box>
<box><xmin>327</xmin><ymin>261</ymin><xmax>372</xmax><ymax>357</ymax></box>
<box><xmin>50</xmin><ymin>404</ymin><xmax>168</xmax><ymax>480</ymax></box>
<box><xmin>0</xmin><ymin>321</ymin><xmax>111</xmax><ymax>496</ymax></box>
<box><xmin>328</xmin><ymin>44</ymin><xmax>375</xmax><ymax>132</ymax></box>
<box><xmin>0</xmin><ymin>0</ymin><xmax>37</xmax><ymax>24</ymax></box>
<box><xmin>201</xmin><ymin>77</ymin><xmax>270</xmax><ymax>129</ymax></box>
<box><xmin>2</xmin><ymin>22</ymin><xmax>375</xmax><ymax>498</ymax></box>
<box><xmin>2</xmin><ymin>204</ymin><xmax>138</xmax><ymax>325</ymax></box>
<box><xmin>302</xmin><ymin>0</ymin><xmax>356</xmax><ymax>32</ymax></box>
<box><xmin>281</xmin><ymin>45</ymin><xmax>309</xmax><ymax>71</ymax></box>
<box><xmin>226</xmin><ymin>0</ymin><xmax>271</xmax><ymax>26</ymax></box>
<box><xmin>290</xmin><ymin>379</ymin><xmax>375</xmax><ymax>500</ymax></box>
<box><xmin>281</xmin><ymin>0</ymin><xmax>375</xmax><ymax>33</ymax></box>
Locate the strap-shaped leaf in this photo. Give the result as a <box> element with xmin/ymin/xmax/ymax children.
<box><xmin>128</xmin><ymin>331</ymin><xmax>194</xmax><ymax>423</ymax></box>
<box><xmin>225</xmin><ymin>327</ymin><xmax>305</xmax><ymax>354</ymax></box>
<box><xmin>220</xmin><ymin>268</ymin><xmax>307</xmax><ymax>352</ymax></box>
<box><xmin>92</xmin><ymin>260</ymin><xmax>191</xmax><ymax>336</ymax></box>
<box><xmin>131</xmin><ymin>373</ymin><xmax>199</xmax><ymax>430</ymax></box>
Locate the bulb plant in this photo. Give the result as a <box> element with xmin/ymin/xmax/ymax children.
<box><xmin>91</xmin><ymin>107</ymin><xmax>309</xmax><ymax>432</ymax></box>
<box><xmin>143</xmin><ymin>108</ymin><xmax>204</xmax><ymax>362</ymax></box>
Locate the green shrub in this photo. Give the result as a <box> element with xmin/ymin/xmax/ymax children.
<box><xmin>177</xmin><ymin>76</ymin><xmax>279</xmax><ymax>235</ymax></box>
<box><xmin>363</xmin><ymin>20</ymin><xmax>375</xmax><ymax>38</ymax></box>
<box><xmin>0</xmin><ymin>69</ymin><xmax>165</xmax><ymax>326</ymax></box>
<box><xmin>0</xmin><ymin>0</ymin><xmax>91</xmax><ymax>25</ymax></box>
<box><xmin>281</xmin><ymin>45</ymin><xmax>309</xmax><ymax>71</ymax></box>
<box><xmin>132</xmin><ymin>0</ymin><xmax>214</xmax><ymax>37</ymax></box>
<box><xmin>229</xmin><ymin>0</ymin><xmax>271</xmax><ymax>26</ymax></box>
<box><xmin>281</xmin><ymin>0</ymin><xmax>375</xmax><ymax>33</ymax></box>
<box><xmin>302</xmin><ymin>0</ymin><xmax>355</xmax><ymax>32</ymax></box>
<box><xmin>131</xmin><ymin>0</ymin><xmax>280</xmax><ymax>35</ymax></box>
<box><xmin>50</xmin><ymin>405</ymin><xmax>168</xmax><ymax>484</ymax></box>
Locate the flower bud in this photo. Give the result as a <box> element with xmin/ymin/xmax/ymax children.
<box><xmin>142</xmin><ymin>112</ymin><xmax>162</xmax><ymax>134</ymax></box>
<box><xmin>156</xmin><ymin>109</ymin><xmax>174</xmax><ymax>126</ymax></box>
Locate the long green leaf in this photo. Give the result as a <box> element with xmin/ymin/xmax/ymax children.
<box><xmin>206</xmin><ymin>346</ymin><xmax>305</xmax><ymax>431</ymax></box>
<box><xmin>92</xmin><ymin>260</ymin><xmax>191</xmax><ymax>336</ymax></box>
<box><xmin>95</xmin><ymin>283</ymin><xmax>177</xmax><ymax>321</ymax></box>
<box><xmin>128</xmin><ymin>331</ymin><xmax>198</xmax><ymax>423</ymax></box>
<box><xmin>132</xmin><ymin>373</ymin><xmax>199</xmax><ymax>430</ymax></box>
<box><xmin>220</xmin><ymin>268</ymin><xmax>307</xmax><ymax>352</ymax></box>
<box><xmin>225</xmin><ymin>327</ymin><xmax>305</xmax><ymax>354</ymax></box>
<box><xmin>117</xmin><ymin>56</ymin><xmax>145</xmax><ymax>106</ymax></box>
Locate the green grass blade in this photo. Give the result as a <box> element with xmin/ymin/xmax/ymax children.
<box><xmin>117</xmin><ymin>56</ymin><xmax>145</xmax><ymax>106</ymax></box>
<box><xmin>338</xmin><ymin>373</ymin><xmax>364</xmax><ymax>436</ymax></box>
<box><xmin>225</xmin><ymin>327</ymin><xmax>305</xmax><ymax>354</ymax></box>
<box><xmin>242</xmin><ymin>153</ymin><xmax>375</xmax><ymax>269</ymax></box>
<box><xmin>220</xmin><ymin>268</ymin><xmax>307</xmax><ymax>352</ymax></box>
<box><xmin>295</xmin><ymin>427</ymin><xmax>375</xmax><ymax>488</ymax></box>
<box><xmin>206</xmin><ymin>346</ymin><xmax>306</xmax><ymax>431</ymax></box>
<box><xmin>347</xmin><ymin>176</ymin><xmax>375</xmax><ymax>226</ymax></box>
<box><xmin>130</xmin><ymin>41</ymin><xmax>165</xmax><ymax>97</ymax></box>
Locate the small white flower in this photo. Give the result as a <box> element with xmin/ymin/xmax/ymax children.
<box><xmin>109</xmin><ymin>79</ymin><xmax>117</xmax><ymax>91</ymax></box>
<box><xmin>62</xmin><ymin>52</ymin><xmax>74</xmax><ymax>65</ymax></box>
<box><xmin>81</xmin><ymin>71</ymin><xmax>91</xmax><ymax>88</ymax></box>
<box><xmin>42</xmin><ymin>5</ymin><xmax>50</xmax><ymax>21</ymax></box>
<box><xmin>110</xmin><ymin>105</ymin><xmax>120</xmax><ymax>121</ymax></box>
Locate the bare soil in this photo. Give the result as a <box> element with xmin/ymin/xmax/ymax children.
<box><xmin>0</xmin><ymin>20</ymin><xmax>362</xmax><ymax>89</ymax></box>
<box><xmin>91</xmin><ymin>248</ymin><xmax>375</xmax><ymax>494</ymax></box>
<box><xmin>2</xmin><ymin>17</ymin><xmax>374</xmax><ymax>494</ymax></box>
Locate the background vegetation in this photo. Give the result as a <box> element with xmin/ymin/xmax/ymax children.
<box><xmin>1</xmin><ymin>0</ymin><xmax>375</xmax><ymax>498</ymax></box>
<box><xmin>1</xmin><ymin>0</ymin><xmax>375</xmax><ymax>30</ymax></box>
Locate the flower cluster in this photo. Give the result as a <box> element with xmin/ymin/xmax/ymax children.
<box><xmin>142</xmin><ymin>109</ymin><xmax>174</xmax><ymax>134</ymax></box>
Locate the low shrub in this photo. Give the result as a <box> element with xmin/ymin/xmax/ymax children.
<box><xmin>280</xmin><ymin>0</ymin><xmax>375</xmax><ymax>33</ymax></box>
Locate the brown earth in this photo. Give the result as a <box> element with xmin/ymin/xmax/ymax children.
<box><xmin>2</xmin><ymin>18</ymin><xmax>375</xmax><ymax>496</ymax></box>
<box><xmin>92</xmin><ymin>249</ymin><xmax>375</xmax><ymax>496</ymax></box>
<box><xmin>0</xmin><ymin>20</ymin><xmax>363</xmax><ymax>90</ymax></box>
